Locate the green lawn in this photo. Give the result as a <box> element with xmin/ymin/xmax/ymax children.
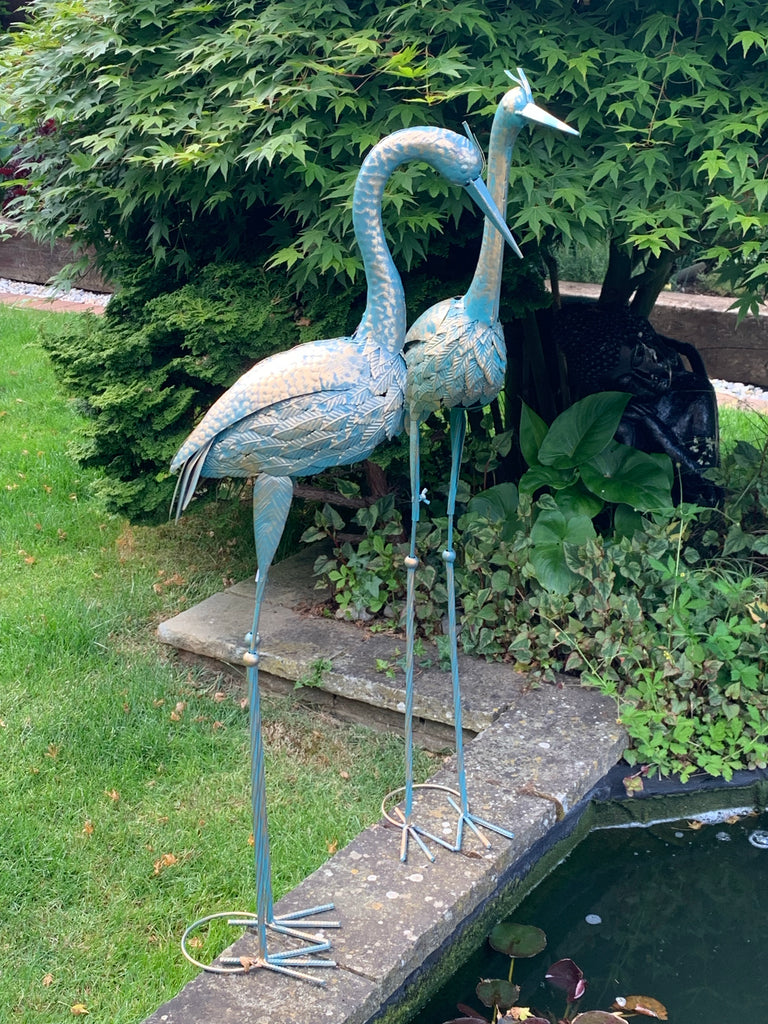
<box><xmin>0</xmin><ymin>305</ymin><xmax>430</xmax><ymax>1022</ymax></box>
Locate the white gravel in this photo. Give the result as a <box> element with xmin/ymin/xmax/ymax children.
<box><xmin>0</xmin><ymin>275</ymin><xmax>111</xmax><ymax>306</ymax></box>
<box><xmin>711</xmin><ymin>378</ymin><xmax>768</xmax><ymax>403</ymax></box>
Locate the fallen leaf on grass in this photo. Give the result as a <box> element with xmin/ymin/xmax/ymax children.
<box><xmin>83</xmin><ymin>820</ymin><xmax>94</xmax><ymax>836</ymax></box>
<box><xmin>153</xmin><ymin>853</ymin><xmax>178</xmax><ymax>875</ymax></box>
<box><xmin>105</xmin><ymin>789</ymin><xmax>120</xmax><ymax>803</ymax></box>
<box><xmin>170</xmin><ymin>701</ymin><xmax>186</xmax><ymax>721</ymax></box>
<box><xmin>42</xmin><ymin>974</ymin><xmax>54</xmax><ymax>987</ymax></box>
<box><xmin>71</xmin><ymin>1004</ymin><xmax>89</xmax><ymax>1016</ymax></box>
<box><xmin>327</xmin><ymin>838</ymin><xmax>338</xmax><ymax>855</ymax></box>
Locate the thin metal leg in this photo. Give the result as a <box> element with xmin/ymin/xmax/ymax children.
<box><xmin>181</xmin><ymin>476</ymin><xmax>339</xmax><ymax>982</ymax></box>
<box><xmin>441</xmin><ymin>408</ymin><xmax>513</xmax><ymax>852</ymax></box>
<box><xmin>398</xmin><ymin>417</ymin><xmax>437</xmax><ymax>863</ymax></box>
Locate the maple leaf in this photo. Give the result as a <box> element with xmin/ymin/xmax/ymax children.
<box><xmin>70</xmin><ymin>1004</ymin><xmax>89</xmax><ymax>1015</ymax></box>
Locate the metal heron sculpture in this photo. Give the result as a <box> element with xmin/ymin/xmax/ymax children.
<box><xmin>171</xmin><ymin>125</ymin><xmax>518</xmax><ymax>981</ymax></box>
<box><xmin>391</xmin><ymin>70</ymin><xmax>578</xmax><ymax>862</ymax></box>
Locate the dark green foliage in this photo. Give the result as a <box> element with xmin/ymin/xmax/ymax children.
<box><xmin>310</xmin><ymin>417</ymin><xmax>768</xmax><ymax>782</ymax></box>
<box><xmin>1</xmin><ymin>0</ymin><xmax>766</xmax><ymax>312</ymax></box>
<box><xmin>40</xmin><ymin>262</ymin><xmax>363</xmax><ymax>520</ymax></box>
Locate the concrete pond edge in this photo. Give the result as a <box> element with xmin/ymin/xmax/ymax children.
<box><xmin>149</xmin><ymin>547</ymin><xmax>768</xmax><ymax>1024</ymax></box>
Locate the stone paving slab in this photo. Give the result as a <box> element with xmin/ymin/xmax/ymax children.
<box><xmin>158</xmin><ymin>547</ymin><xmax>533</xmax><ymax>735</ymax></box>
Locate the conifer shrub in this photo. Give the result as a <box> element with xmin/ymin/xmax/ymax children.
<box><xmin>41</xmin><ymin>261</ymin><xmax>363</xmax><ymax>521</ymax></box>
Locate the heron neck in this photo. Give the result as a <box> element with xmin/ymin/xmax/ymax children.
<box><xmin>353</xmin><ymin>130</ymin><xmax>438</xmax><ymax>352</ymax></box>
<box><xmin>464</xmin><ymin>112</ymin><xmax>523</xmax><ymax>324</ymax></box>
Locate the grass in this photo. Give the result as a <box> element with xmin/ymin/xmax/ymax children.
<box><xmin>718</xmin><ymin>402</ymin><xmax>768</xmax><ymax>454</ymax></box>
<box><xmin>0</xmin><ymin>305</ymin><xmax>433</xmax><ymax>1022</ymax></box>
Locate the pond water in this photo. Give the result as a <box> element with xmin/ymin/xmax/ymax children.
<box><xmin>412</xmin><ymin>809</ymin><xmax>768</xmax><ymax>1023</ymax></box>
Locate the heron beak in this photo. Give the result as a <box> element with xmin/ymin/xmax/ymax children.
<box><xmin>520</xmin><ymin>101</ymin><xmax>579</xmax><ymax>136</ymax></box>
<box><xmin>464</xmin><ymin>176</ymin><xmax>524</xmax><ymax>259</ymax></box>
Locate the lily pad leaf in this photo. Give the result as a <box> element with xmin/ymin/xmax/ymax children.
<box><xmin>475</xmin><ymin>978</ymin><xmax>520</xmax><ymax>1010</ymax></box>
<box><xmin>489</xmin><ymin>922</ymin><xmax>547</xmax><ymax>959</ymax></box>
<box><xmin>571</xmin><ymin>1013</ymin><xmax>625</xmax><ymax>1023</ymax></box>
<box><xmin>545</xmin><ymin>958</ymin><xmax>587</xmax><ymax>1001</ymax></box>
<box><xmin>611</xmin><ymin>995</ymin><xmax>668</xmax><ymax>1019</ymax></box>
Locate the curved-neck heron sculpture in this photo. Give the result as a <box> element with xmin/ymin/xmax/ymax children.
<box><xmin>393</xmin><ymin>71</ymin><xmax>578</xmax><ymax>862</ymax></box>
<box><xmin>171</xmin><ymin>125</ymin><xmax>518</xmax><ymax>981</ymax></box>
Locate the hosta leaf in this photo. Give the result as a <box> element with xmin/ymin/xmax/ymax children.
<box><xmin>538</xmin><ymin>393</ymin><xmax>631</xmax><ymax>470</ymax></box>
<box><xmin>580</xmin><ymin>443</ymin><xmax>673</xmax><ymax>510</ymax></box>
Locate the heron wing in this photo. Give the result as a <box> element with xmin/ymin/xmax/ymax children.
<box><xmin>171</xmin><ymin>335</ymin><xmax>372</xmax><ymax>471</ymax></box>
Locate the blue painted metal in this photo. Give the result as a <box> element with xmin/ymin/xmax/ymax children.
<box><xmin>395</xmin><ymin>71</ymin><xmax>578</xmax><ymax>862</ymax></box>
<box><xmin>172</xmin><ymin>124</ymin><xmax>518</xmax><ymax>979</ymax></box>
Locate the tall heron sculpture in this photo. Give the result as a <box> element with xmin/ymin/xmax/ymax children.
<box><xmin>389</xmin><ymin>71</ymin><xmax>578</xmax><ymax>862</ymax></box>
<box><xmin>171</xmin><ymin>125</ymin><xmax>519</xmax><ymax>981</ymax></box>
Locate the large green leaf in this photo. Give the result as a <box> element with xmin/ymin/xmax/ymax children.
<box><xmin>467</xmin><ymin>483</ymin><xmax>519</xmax><ymax>523</ymax></box>
<box><xmin>488</xmin><ymin>922</ymin><xmax>547</xmax><ymax>958</ymax></box>
<box><xmin>519</xmin><ymin>402</ymin><xmax>549</xmax><ymax>468</ymax></box>
<box><xmin>553</xmin><ymin>483</ymin><xmax>604</xmax><ymax>520</ymax></box>
<box><xmin>580</xmin><ymin>442</ymin><xmax>673</xmax><ymax>511</ymax></box>
<box><xmin>518</xmin><ymin>464</ymin><xmax>577</xmax><ymax>498</ymax></box>
<box><xmin>538</xmin><ymin>392</ymin><xmax>631</xmax><ymax>470</ymax></box>
<box><xmin>529</xmin><ymin>509</ymin><xmax>596</xmax><ymax>593</ymax></box>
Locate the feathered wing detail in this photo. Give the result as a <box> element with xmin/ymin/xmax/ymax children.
<box><xmin>170</xmin><ymin>336</ymin><xmax>373</xmax><ymax>472</ymax></box>
<box><xmin>404</xmin><ymin>299</ymin><xmax>506</xmax><ymax>426</ymax></box>
<box><xmin>171</xmin><ymin>440</ymin><xmax>213</xmax><ymax>519</ymax></box>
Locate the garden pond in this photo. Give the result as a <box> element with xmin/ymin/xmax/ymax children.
<box><xmin>411</xmin><ymin>807</ymin><xmax>768</xmax><ymax>1023</ymax></box>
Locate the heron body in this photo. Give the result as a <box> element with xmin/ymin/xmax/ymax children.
<box><xmin>396</xmin><ymin>72</ymin><xmax>578</xmax><ymax>861</ymax></box>
<box><xmin>171</xmin><ymin>125</ymin><xmax>517</xmax><ymax>976</ymax></box>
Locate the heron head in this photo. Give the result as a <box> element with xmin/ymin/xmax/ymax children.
<box><xmin>503</xmin><ymin>67</ymin><xmax>579</xmax><ymax>136</ymax></box>
<box><xmin>430</xmin><ymin>128</ymin><xmax>522</xmax><ymax>257</ymax></box>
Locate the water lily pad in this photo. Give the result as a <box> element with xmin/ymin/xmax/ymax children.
<box><xmin>475</xmin><ymin>978</ymin><xmax>520</xmax><ymax>1010</ymax></box>
<box><xmin>611</xmin><ymin>995</ymin><xmax>668</xmax><ymax>1019</ymax></box>
<box><xmin>571</xmin><ymin>1013</ymin><xmax>624</xmax><ymax>1023</ymax></box>
<box><xmin>488</xmin><ymin>922</ymin><xmax>547</xmax><ymax>959</ymax></box>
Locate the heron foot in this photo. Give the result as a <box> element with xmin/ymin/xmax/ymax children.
<box><xmin>181</xmin><ymin>906</ymin><xmax>339</xmax><ymax>985</ymax></box>
<box><xmin>382</xmin><ymin>784</ymin><xmax>513</xmax><ymax>862</ymax></box>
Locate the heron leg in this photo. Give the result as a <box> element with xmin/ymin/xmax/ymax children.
<box><xmin>396</xmin><ymin>418</ymin><xmax>440</xmax><ymax>863</ymax></box>
<box><xmin>442</xmin><ymin>407</ymin><xmax>513</xmax><ymax>853</ymax></box>
<box><xmin>182</xmin><ymin>476</ymin><xmax>338</xmax><ymax>981</ymax></box>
